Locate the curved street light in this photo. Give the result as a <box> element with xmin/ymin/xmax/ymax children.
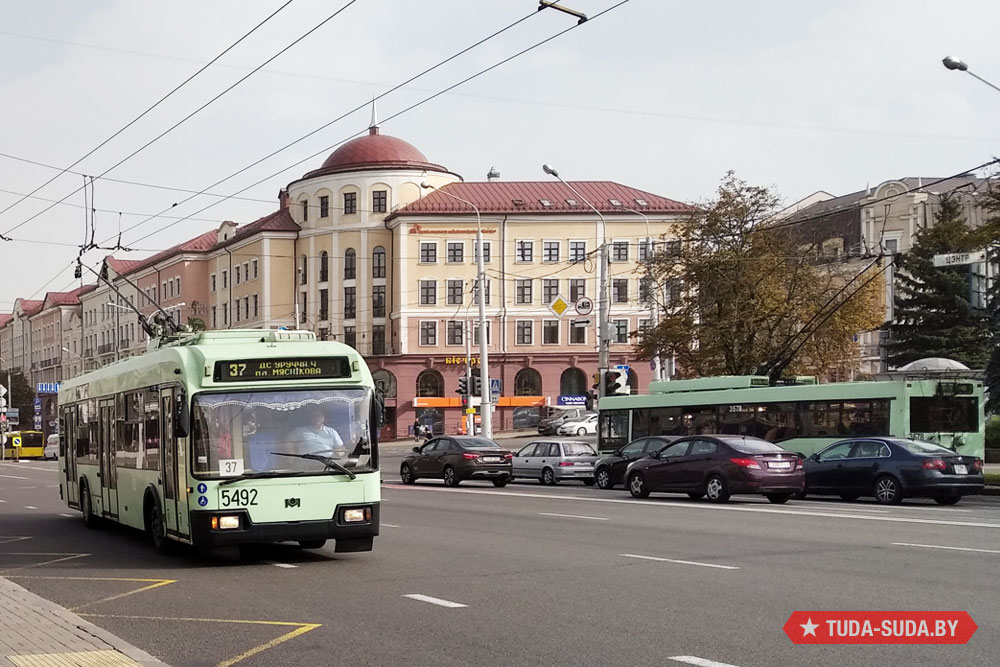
<box><xmin>942</xmin><ymin>55</ymin><xmax>1000</xmax><ymax>95</ymax></box>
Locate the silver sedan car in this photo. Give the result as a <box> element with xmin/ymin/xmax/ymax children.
<box><xmin>511</xmin><ymin>439</ymin><xmax>599</xmax><ymax>485</ymax></box>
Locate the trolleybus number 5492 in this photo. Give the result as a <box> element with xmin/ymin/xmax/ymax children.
<box><xmin>220</xmin><ymin>488</ymin><xmax>258</xmax><ymax>507</ymax></box>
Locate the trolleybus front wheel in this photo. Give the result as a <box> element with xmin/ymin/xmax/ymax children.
<box><xmin>80</xmin><ymin>482</ymin><xmax>99</xmax><ymax>529</ymax></box>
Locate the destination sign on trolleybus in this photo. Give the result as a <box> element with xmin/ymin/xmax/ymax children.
<box><xmin>213</xmin><ymin>357</ymin><xmax>352</xmax><ymax>382</ymax></box>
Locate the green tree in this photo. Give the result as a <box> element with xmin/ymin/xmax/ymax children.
<box><xmin>635</xmin><ymin>172</ymin><xmax>884</xmax><ymax>380</ymax></box>
<box><xmin>887</xmin><ymin>195</ymin><xmax>996</xmax><ymax>369</ymax></box>
<box><xmin>6</xmin><ymin>370</ymin><xmax>35</xmax><ymax>429</ymax></box>
<box><xmin>982</xmin><ymin>185</ymin><xmax>1000</xmax><ymax>413</ymax></box>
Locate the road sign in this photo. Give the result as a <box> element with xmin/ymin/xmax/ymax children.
<box><xmin>0</xmin><ymin>397</ymin><xmax>5</xmax><ymax>411</ymax></box>
<box><xmin>33</xmin><ymin>415</ymin><xmax>42</xmax><ymax>429</ymax></box>
<box><xmin>933</xmin><ymin>249</ymin><xmax>987</xmax><ymax>267</ymax></box>
<box><xmin>0</xmin><ymin>385</ymin><xmax>6</xmax><ymax>399</ymax></box>
<box><xmin>490</xmin><ymin>378</ymin><xmax>502</xmax><ymax>402</ymax></box>
<box><xmin>33</xmin><ymin>397</ymin><xmax>41</xmax><ymax>408</ymax></box>
<box><xmin>575</xmin><ymin>297</ymin><xmax>594</xmax><ymax>316</ymax></box>
<box><xmin>548</xmin><ymin>295</ymin><xmax>570</xmax><ymax>317</ymax></box>
<box><xmin>6</xmin><ymin>408</ymin><xmax>19</xmax><ymax>426</ymax></box>
<box><xmin>616</xmin><ymin>364</ymin><xmax>631</xmax><ymax>373</ymax></box>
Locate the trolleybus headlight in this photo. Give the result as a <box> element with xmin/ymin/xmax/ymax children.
<box><xmin>212</xmin><ymin>515</ymin><xmax>241</xmax><ymax>530</ymax></box>
<box><xmin>343</xmin><ymin>507</ymin><xmax>371</xmax><ymax>523</ymax></box>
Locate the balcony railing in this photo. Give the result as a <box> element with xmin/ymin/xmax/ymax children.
<box><xmin>97</xmin><ymin>343</ymin><xmax>114</xmax><ymax>355</ymax></box>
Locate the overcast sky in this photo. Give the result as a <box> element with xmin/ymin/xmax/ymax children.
<box><xmin>1</xmin><ymin>0</ymin><xmax>998</xmax><ymax>309</ymax></box>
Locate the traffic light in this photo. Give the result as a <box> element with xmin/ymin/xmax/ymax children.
<box><xmin>604</xmin><ymin>370</ymin><xmax>631</xmax><ymax>396</ymax></box>
<box><xmin>471</xmin><ymin>375</ymin><xmax>482</xmax><ymax>396</ymax></box>
<box><xmin>456</xmin><ymin>376</ymin><xmax>468</xmax><ymax>396</ymax></box>
<box><xmin>591</xmin><ymin>372</ymin><xmax>601</xmax><ymax>391</ymax></box>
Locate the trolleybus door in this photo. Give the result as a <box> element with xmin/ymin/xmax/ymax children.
<box><xmin>159</xmin><ymin>388</ymin><xmax>189</xmax><ymax>538</ymax></box>
<box><xmin>63</xmin><ymin>407</ymin><xmax>78</xmax><ymax>508</ymax></box>
<box><xmin>99</xmin><ymin>398</ymin><xmax>119</xmax><ymax>518</ymax></box>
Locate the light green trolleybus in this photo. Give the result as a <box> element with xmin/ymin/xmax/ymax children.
<box><xmin>57</xmin><ymin>328</ymin><xmax>381</xmax><ymax>554</ymax></box>
<box><xmin>599</xmin><ymin>374</ymin><xmax>985</xmax><ymax>460</ymax></box>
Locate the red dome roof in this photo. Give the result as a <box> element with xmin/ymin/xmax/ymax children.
<box><xmin>302</xmin><ymin>128</ymin><xmax>449</xmax><ymax>178</ymax></box>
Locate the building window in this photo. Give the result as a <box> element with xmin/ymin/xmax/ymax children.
<box><xmin>639</xmin><ymin>318</ymin><xmax>652</xmax><ymax>338</ymax></box>
<box><xmin>373</xmin><ymin>246</ymin><xmax>386</xmax><ymax>278</ymax></box>
<box><xmin>373</xmin><ymin>285</ymin><xmax>385</xmax><ymax>318</ymax></box>
<box><xmin>613</xmin><ymin>319</ymin><xmax>629</xmax><ymax>343</ymax></box>
<box><xmin>612</xmin><ymin>241</ymin><xmax>629</xmax><ymax>262</ymax></box>
<box><xmin>419</xmin><ymin>321</ymin><xmax>437</xmax><ymax>346</ymax></box>
<box><xmin>320</xmin><ymin>251</ymin><xmax>329</xmax><ymax>282</ymax></box>
<box><xmin>543</xmin><ymin>241</ymin><xmax>560</xmax><ymax>263</ymax></box>
<box><xmin>420</xmin><ymin>280</ymin><xmax>437</xmax><ymax>305</ymax></box>
<box><xmin>300</xmin><ymin>294</ymin><xmax>307</xmax><ymax>324</ymax></box>
<box><xmin>639</xmin><ymin>276</ymin><xmax>652</xmax><ymax>302</ymax></box>
<box><xmin>543</xmin><ymin>279</ymin><xmax>559</xmax><ymax>304</ymax></box>
<box><xmin>344</xmin><ymin>249</ymin><xmax>356</xmax><ymax>280</ymax></box>
<box><xmin>569</xmin><ymin>241</ymin><xmax>586</xmax><ymax>263</ymax></box>
<box><xmin>243</xmin><ymin>296</ymin><xmax>249</xmax><ymax>322</ymax></box>
<box><xmin>210</xmin><ymin>274</ymin><xmax>216</xmax><ymax>292</ymax></box>
<box><xmin>252</xmin><ymin>259</ymin><xmax>259</xmax><ymax>279</ymax></box>
<box><xmin>447</xmin><ymin>321</ymin><xmax>463</xmax><ymax>345</ymax></box>
<box><xmin>420</xmin><ymin>242</ymin><xmax>437</xmax><ymax>264</ymax></box>
<box><xmin>373</xmin><ymin>190</ymin><xmax>387</xmax><ymax>213</ymax></box>
<box><xmin>211</xmin><ymin>306</ymin><xmax>217</xmax><ymax>328</ymax></box>
<box><xmin>319</xmin><ymin>289</ymin><xmax>329</xmax><ymax>321</ymax></box>
<box><xmin>570</xmin><ymin>322</ymin><xmax>585</xmax><ymax>344</ymax></box>
<box><xmin>516</xmin><ymin>321</ymin><xmax>533</xmax><ymax>345</ymax></box>
<box><xmin>299</xmin><ymin>256</ymin><xmax>307</xmax><ymax>285</ymax></box>
<box><xmin>372</xmin><ymin>325</ymin><xmax>386</xmax><ymax>355</ymax></box>
<box><xmin>613</xmin><ymin>278</ymin><xmax>629</xmax><ymax>303</ymax></box>
<box><xmin>570</xmin><ymin>279</ymin><xmax>586</xmax><ymax>302</ymax></box>
<box><xmin>516</xmin><ymin>279</ymin><xmax>532</xmax><ymax>304</ymax></box>
<box><xmin>474</xmin><ymin>240</ymin><xmax>491</xmax><ymax>263</ymax></box>
<box><xmin>301</xmin><ymin>199</ymin><xmax>309</xmax><ymax>221</ymax></box>
<box><xmin>344</xmin><ymin>192</ymin><xmax>357</xmax><ymax>214</ymax></box>
<box><xmin>318</xmin><ymin>327</ymin><xmax>328</xmax><ymax>341</ymax></box>
<box><xmin>235</xmin><ymin>266</ymin><xmax>241</xmax><ymax>285</ymax></box>
<box><xmin>516</xmin><ymin>240</ymin><xmax>533</xmax><ymax>263</ymax></box>
<box><xmin>447</xmin><ymin>279</ymin><xmax>463</xmax><ymax>305</ymax></box>
<box><xmin>344</xmin><ymin>287</ymin><xmax>356</xmax><ymax>319</ymax></box>
<box><xmin>543</xmin><ymin>320</ymin><xmax>559</xmax><ymax>344</ymax></box>
<box><xmin>344</xmin><ymin>326</ymin><xmax>356</xmax><ymax>348</ymax></box>
<box><xmin>473</xmin><ymin>278</ymin><xmax>491</xmax><ymax>305</ymax></box>
<box><xmin>235</xmin><ymin>299</ymin><xmax>241</xmax><ymax>322</ymax></box>
<box><xmin>222</xmin><ymin>303</ymin><xmax>229</xmax><ymax>325</ymax></box>
<box><xmin>319</xmin><ymin>195</ymin><xmax>329</xmax><ymax>218</ymax></box>
<box><xmin>473</xmin><ymin>322</ymin><xmax>491</xmax><ymax>345</ymax></box>
<box><xmin>253</xmin><ymin>294</ymin><xmax>259</xmax><ymax>318</ymax></box>
<box><xmin>176</xmin><ymin>277</ymin><xmax>182</xmax><ymax>294</ymax></box>
<box><xmin>447</xmin><ymin>242</ymin><xmax>464</xmax><ymax>263</ymax></box>
<box><xmin>663</xmin><ymin>239</ymin><xmax>681</xmax><ymax>257</ymax></box>
<box><xmin>638</xmin><ymin>239</ymin><xmax>654</xmax><ymax>261</ymax></box>
<box><xmin>666</xmin><ymin>279</ymin><xmax>682</xmax><ymax>303</ymax></box>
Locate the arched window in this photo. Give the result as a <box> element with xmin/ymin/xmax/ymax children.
<box><xmin>299</xmin><ymin>255</ymin><xmax>307</xmax><ymax>285</ymax></box>
<box><xmin>344</xmin><ymin>248</ymin><xmax>357</xmax><ymax>280</ymax></box>
<box><xmin>373</xmin><ymin>246</ymin><xmax>386</xmax><ymax>279</ymax></box>
<box><xmin>559</xmin><ymin>367</ymin><xmax>587</xmax><ymax>396</ymax></box>
<box><xmin>372</xmin><ymin>369</ymin><xmax>397</xmax><ymax>398</ymax></box>
<box><xmin>416</xmin><ymin>369</ymin><xmax>444</xmax><ymax>397</ymax></box>
<box><xmin>319</xmin><ymin>251</ymin><xmax>329</xmax><ymax>282</ymax></box>
<box><xmin>300</xmin><ymin>198</ymin><xmax>309</xmax><ymax>222</ymax></box>
<box><xmin>514</xmin><ymin>368</ymin><xmax>542</xmax><ymax>396</ymax></box>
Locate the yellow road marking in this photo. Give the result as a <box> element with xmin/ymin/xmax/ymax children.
<box><xmin>4</xmin><ymin>575</ymin><xmax>177</xmax><ymax>610</ymax></box>
<box><xmin>0</xmin><ymin>552</ymin><xmax>91</xmax><ymax>573</ymax></box>
<box><xmin>80</xmin><ymin>614</ymin><xmax>323</xmax><ymax>667</ymax></box>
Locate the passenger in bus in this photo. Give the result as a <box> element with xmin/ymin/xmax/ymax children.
<box><xmin>213</xmin><ymin>414</ymin><xmax>233</xmax><ymax>459</ymax></box>
<box><xmin>289</xmin><ymin>404</ymin><xmax>345</xmax><ymax>455</ymax></box>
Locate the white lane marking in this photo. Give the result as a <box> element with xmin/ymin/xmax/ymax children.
<box><xmin>24</xmin><ymin>506</ymin><xmax>37</xmax><ymax>510</ymax></box>
<box><xmin>621</xmin><ymin>553</ymin><xmax>740</xmax><ymax>570</ymax></box>
<box><xmin>0</xmin><ymin>463</ymin><xmax>54</xmax><ymax>472</ymax></box>
<box><xmin>17</xmin><ymin>486</ymin><xmax>37</xmax><ymax>490</ymax></box>
<box><xmin>892</xmin><ymin>542</ymin><xmax>1000</xmax><ymax>555</ymax></box>
<box><xmin>403</xmin><ymin>594</ymin><xmax>467</xmax><ymax>608</ymax></box>
<box><xmin>59</xmin><ymin>513</ymin><xmax>74</xmax><ymax>518</ymax></box>
<box><xmin>0</xmin><ymin>474</ymin><xmax>27</xmax><ymax>480</ymax></box>
<box><xmin>263</xmin><ymin>560</ymin><xmax>297</xmax><ymax>569</ymax></box>
<box><xmin>540</xmin><ymin>512</ymin><xmax>609</xmax><ymax>521</ymax></box>
<box><xmin>0</xmin><ymin>499</ymin><xmax>6</xmax><ymax>503</ymax></box>
<box><xmin>670</xmin><ymin>656</ymin><xmax>743</xmax><ymax>667</ymax></box>
<box><xmin>382</xmin><ymin>523</ymin><xmax>400</xmax><ymax>528</ymax></box>
<box><xmin>382</xmin><ymin>484</ymin><xmax>1000</xmax><ymax>529</ymax></box>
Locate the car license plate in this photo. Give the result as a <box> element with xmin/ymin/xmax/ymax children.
<box><xmin>769</xmin><ymin>461</ymin><xmax>791</xmax><ymax>469</ymax></box>
<box><xmin>953</xmin><ymin>464</ymin><xmax>968</xmax><ymax>475</ymax></box>
<box><xmin>482</xmin><ymin>456</ymin><xmax>502</xmax><ymax>463</ymax></box>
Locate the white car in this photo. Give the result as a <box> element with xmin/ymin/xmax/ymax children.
<box><xmin>43</xmin><ymin>434</ymin><xmax>59</xmax><ymax>461</ymax></box>
<box><xmin>557</xmin><ymin>414</ymin><xmax>598</xmax><ymax>436</ymax></box>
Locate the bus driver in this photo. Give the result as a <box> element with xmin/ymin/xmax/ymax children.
<box><xmin>290</xmin><ymin>404</ymin><xmax>345</xmax><ymax>455</ymax></box>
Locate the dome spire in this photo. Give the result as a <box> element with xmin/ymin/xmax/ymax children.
<box><xmin>369</xmin><ymin>96</ymin><xmax>379</xmax><ymax>135</ymax></box>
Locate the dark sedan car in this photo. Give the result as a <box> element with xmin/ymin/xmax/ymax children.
<box><xmin>594</xmin><ymin>436</ymin><xmax>680</xmax><ymax>490</ymax></box>
<box><xmin>801</xmin><ymin>437</ymin><xmax>984</xmax><ymax>505</ymax></box>
<box><xmin>400</xmin><ymin>436</ymin><xmax>513</xmax><ymax>487</ymax></box>
<box><xmin>625</xmin><ymin>435</ymin><xmax>804</xmax><ymax>504</ymax></box>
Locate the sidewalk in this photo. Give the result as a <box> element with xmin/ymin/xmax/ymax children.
<box><xmin>0</xmin><ymin>577</ymin><xmax>169</xmax><ymax>667</ymax></box>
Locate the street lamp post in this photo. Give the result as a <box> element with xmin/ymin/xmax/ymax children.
<box><xmin>942</xmin><ymin>56</ymin><xmax>1000</xmax><ymax>95</ymax></box>
<box><xmin>0</xmin><ymin>357</ymin><xmax>9</xmax><ymax>460</ymax></box>
<box><xmin>542</xmin><ymin>164</ymin><xmax>611</xmax><ymax>398</ymax></box>
<box><xmin>420</xmin><ymin>183</ymin><xmax>493</xmax><ymax>439</ymax></box>
<box><xmin>620</xmin><ymin>206</ymin><xmax>663</xmax><ymax>382</ymax></box>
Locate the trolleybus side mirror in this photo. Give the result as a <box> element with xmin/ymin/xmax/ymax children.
<box><xmin>174</xmin><ymin>390</ymin><xmax>189</xmax><ymax>438</ymax></box>
<box><xmin>412</xmin><ymin>446</ymin><xmax>420</xmax><ymax>453</ymax></box>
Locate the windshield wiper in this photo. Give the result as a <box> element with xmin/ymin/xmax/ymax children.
<box><xmin>270</xmin><ymin>452</ymin><xmax>357</xmax><ymax>480</ymax></box>
<box><xmin>218</xmin><ymin>471</ymin><xmax>298</xmax><ymax>486</ymax></box>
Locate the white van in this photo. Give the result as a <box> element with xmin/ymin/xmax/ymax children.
<box><xmin>43</xmin><ymin>433</ymin><xmax>59</xmax><ymax>461</ymax></box>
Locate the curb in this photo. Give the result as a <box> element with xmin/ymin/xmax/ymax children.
<box><xmin>980</xmin><ymin>486</ymin><xmax>1000</xmax><ymax>496</ymax></box>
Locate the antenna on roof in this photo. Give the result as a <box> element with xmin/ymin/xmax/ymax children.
<box><xmin>77</xmin><ymin>259</ymin><xmax>158</xmax><ymax>339</ymax></box>
<box><xmin>487</xmin><ymin>166</ymin><xmax>500</xmax><ymax>181</ymax></box>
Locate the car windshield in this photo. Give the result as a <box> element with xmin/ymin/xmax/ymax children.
<box><xmin>894</xmin><ymin>439</ymin><xmax>957</xmax><ymax>456</ymax></box>
<box><xmin>562</xmin><ymin>442</ymin><xmax>596</xmax><ymax>456</ymax></box>
<box><xmin>725</xmin><ymin>437</ymin><xmax>784</xmax><ymax>454</ymax></box>
<box><xmin>459</xmin><ymin>438</ymin><xmax>501</xmax><ymax>450</ymax></box>
<box><xmin>191</xmin><ymin>388</ymin><xmax>375</xmax><ymax>478</ymax></box>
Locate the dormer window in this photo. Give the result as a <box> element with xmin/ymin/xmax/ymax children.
<box><xmin>635</xmin><ymin>198</ymin><xmax>648</xmax><ymax>207</ymax></box>
<box><xmin>512</xmin><ymin>198</ymin><xmax>525</xmax><ymax>207</ymax></box>
<box><xmin>609</xmin><ymin>198</ymin><xmax>622</xmax><ymax>207</ymax></box>
<box><xmin>539</xmin><ymin>199</ymin><xmax>552</xmax><ymax>207</ymax></box>
<box><xmin>565</xmin><ymin>198</ymin><xmax>578</xmax><ymax>207</ymax></box>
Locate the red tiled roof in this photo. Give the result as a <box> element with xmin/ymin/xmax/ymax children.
<box><xmin>41</xmin><ymin>284</ymin><xmax>96</xmax><ymax>309</ymax></box>
<box><xmin>389</xmin><ymin>181</ymin><xmax>692</xmax><ymax>218</ymax></box>
<box><xmin>108</xmin><ymin>228</ymin><xmax>220</xmax><ymax>277</ymax></box>
<box><xmin>106</xmin><ymin>257</ymin><xmax>143</xmax><ymax>274</ymax></box>
<box><xmin>20</xmin><ymin>299</ymin><xmax>43</xmax><ymax>316</ymax></box>
<box><xmin>299</xmin><ymin>129</ymin><xmax>450</xmax><ymax>180</ymax></box>
<box><xmin>0</xmin><ymin>314</ymin><xmax>11</xmax><ymax>328</ymax></box>
<box><xmin>214</xmin><ymin>208</ymin><xmax>299</xmax><ymax>250</ymax></box>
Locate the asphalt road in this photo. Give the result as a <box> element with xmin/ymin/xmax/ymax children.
<box><xmin>1</xmin><ymin>451</ymin><xmax>998</xmax><ymax>667</ymax></box>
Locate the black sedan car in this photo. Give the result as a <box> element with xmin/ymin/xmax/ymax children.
<box><xmin>625</xmin><ymin>435</ymin><xmax>804</xmax><ymax>503</ymax></box>
<box><xmin>400</xmin><ymin>436</ymin><xmax>513</xmax><ymax>487</ymax></box>
<box><xmin>594</xmin><ymin>436</ymin><xmax>680</xmax><ymax>489</ymax></box>
<box><xmin>801</xmin><ymin>437</ymin><xmax>984</xmax><ymax>505</ymax></box>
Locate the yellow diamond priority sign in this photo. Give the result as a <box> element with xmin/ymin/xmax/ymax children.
<box><xmin>548</xmin><ymin>295</ymin><xmax>570</xmax><ymax>317</ymax></box>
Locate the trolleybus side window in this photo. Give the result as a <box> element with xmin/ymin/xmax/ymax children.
<box><xmin>143</xmin><ymin>388</ymin><xmax>161</xmax><ymax>471</ymax></box>
<box><xmin>909</xmin><ymin>396</ymin><xmax>978</xmax><ymax>433</ymax></box>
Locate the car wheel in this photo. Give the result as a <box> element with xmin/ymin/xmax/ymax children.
<box><xmin>541</xmin><ymin>467</ymin><xmax>557</xmax><ymax>486</ymax></box>
<box><xmin>595</xmin><ymin>467</ymin><xmax>613</xmax><ymax>490</ymax></box>
<box><xmin>400</xmin><ymin>463</ymin><xmax>416</xmax><ymax>485</ymax></box>
<box><xmin>582</xmin><ymin>478</ymin><xmax>595</xmax><ymax>486</ymax></box>
<box><xmin>766</xmin><ymin>493</ymin><xmax>792</xmax><ymax>504</ymax></box>
<box><xmin>298</xmin><ymin>540</ymin><xmax>327</xmax><ymax>549</ymax></box>
<box><xmin>628</xmin><ymin>472</ymin><xmax>650</xmax><ymax>498</ymax></box>
<box><xmin>794</xmin><ymin>489</ymin><xmax>807</xmax><ymax>500</ymax></box>
<box><xmin>492</xmin><ymin>475</ymin><xmax>511</xmax><ymax>488</ymax></box>
<box><xmin>934</xmin><ymin>495</ymin><xmax>961</xmax><ymax>506</ymax></box>
<box><xmin>705</xmin><ymin>475</ymin><xmax>730</xmax><ymax>503</ymax></box>
<box><xmin>687</xmin><ymin>492</ymin><xmax>704</xmax><ymax>499</ymax></box>
<box><xmin>839</xmin><ymin>493</ymin><xmax>860</xmax><ymax>501</ymax></box>
<box><xmin>80</xmin><ymin>483</ymin><xmax>99</xmax><ymax>529</ymax></box>
<box><xmin>874</xmin><ymin>475</ymin><xmax>903</xmax><ymax>505</ymax></box>
<box><xmin>442</xmin><ymin>465</ymin><xmax>460</xmax><ymax>487</ymax></box>
<box><xmin>577</xmin><ymin>427</ymin><xmax>587</xmax><ymax>436</ymax></box>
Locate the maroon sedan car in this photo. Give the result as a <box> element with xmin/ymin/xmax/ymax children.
<box><xmin>625</xmin><ymin>435</ymin><xmax>804</xmax><ymax>504</ymax></box>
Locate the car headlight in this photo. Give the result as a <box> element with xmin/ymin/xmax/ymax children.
<box><xmin>343</xmin><ymin>507</ymin><xmax>372</xmax><ymax>523</ymax></box>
